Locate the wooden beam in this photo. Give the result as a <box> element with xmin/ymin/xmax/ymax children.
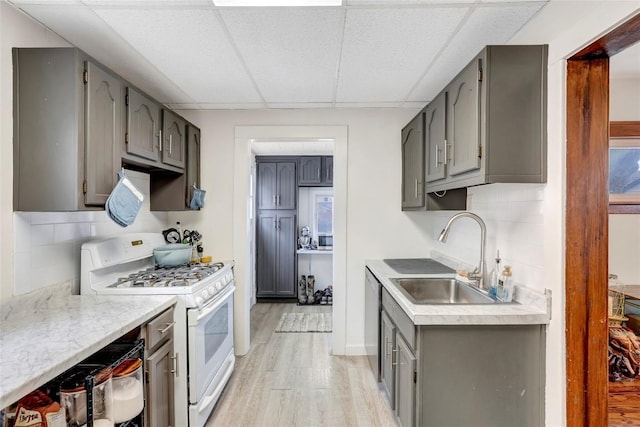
<box><xmin>566</xmin><ymin>57</ymin><xmax>610</xmax><ymax>427</ymax></box>
<box><xmin>573</xmin><ymin>13</ymin><xmax>640</xmax><ymax>59</ymax></box>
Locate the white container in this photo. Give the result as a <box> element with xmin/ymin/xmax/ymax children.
<box><xmin>497</xmin><ymin>265</ymin><xmax>514</xmax><ymax>303</ymax></box>
<box><xmin>111</xmin><ymin>359</ymin><xmax>144</xmax><ymax>423</ymax></box>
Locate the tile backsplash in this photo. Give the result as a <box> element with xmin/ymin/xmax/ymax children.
<box><xmin>13</xmin><ymin>170</ymin><xmax>169</xmax><ymax>296</ymax></box>
<box><xmin>428</xmin><ymin>183</ymin><xmax>545</xmax><ymax>293</ymax></box>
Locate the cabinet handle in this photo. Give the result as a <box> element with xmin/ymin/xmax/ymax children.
<box><xmin>273</xmin><ymin>195</ymin><xmax>277</xmax><ymax>206</ymax></box>
<box><xmin>444</xmin><ymin>138</ymin><xmax>449</xmax><ymax>165</ymax></box>
<box><xmin>170</xmin><ymin>353</ymin><xmax>179</xmax><ymax>377</ymax></box>
<box><xmin>157</xmin><ymin>322</ymin><xmax>175</xmax><ymax>334</ymax></box>
<box><xmin>386</xmin><ymin>338</ymin><xmax>393</xmax><ymax>356</ymax></box>
<box><xmin>169</xmin><ymin>134</ymin><xmax>173</xmax><ymax>154</ymax></box>
<box><xmin>277</xmin><ymin>219</ymin><xmax>281</xmax><ymax>230</ymax></box>
<box><xmin>158</xmin><ymin>130</ymin><xmax>163</xmax><ymax>152</ymax></box>
<box><xmin>435</xmin><ymin>144</ymin><xmax>440</xmax><ymax>167</ymax></box>
<box><xmin>414</xmin><ymin>179</ymin><xmax>419</xmax><ymax>198</ymax></box>
<box><xmin>274</xmin><ymin>218</ymin><xmax>277</xmax><ymax>229</ymax></box>
<box><xmin>277</xmin><ymin>195</ymin><xmax>280</xmax><ymax>206</ymax></box>
<box><xmin>317</xmin><ymin>168</ymin><xmax>320</xmax><ymax>180</ymax></box>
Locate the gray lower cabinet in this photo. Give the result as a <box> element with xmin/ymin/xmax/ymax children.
<box><xmin>380</xmin><ymin>310</ymin><xmax>396</xmax><ymax>408</ymax></box>
<box><xmin>145</xmin><ymin>307</ymin><xmax>176</xmax><ymax>427</ymax></box>
<box><xmin>401</xmin><ymin>112</ymin><xmax>425</xmax><ymax>210</ymax></box>
<box><xmin>256</xmin><ymin>210</ymin><xmax>297</xmax><ymax>297</ymax></box>
<box><xmin>379</xmin><ymin>286</ymin><xmax>544</xmax><ymax>427</ymax></box>
<box><xmin>395</xmin><ymin>333</ymin><xmax>416</xmax><ymax>427</ymax></box>
<box><xmin>13</xmin><ymin>48</ymin><xmax>121</xmax><ymax>210</ymax></box>
<box><xmin>257</xmin><ymin>161</ymin><xmax>297</xmax><ymax>210</ymax></box>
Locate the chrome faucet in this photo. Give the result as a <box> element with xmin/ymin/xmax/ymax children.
<box><xmin>438</xmin><ymin>212</ymin><xmax>487</xmax><ymax>290</ymax></box>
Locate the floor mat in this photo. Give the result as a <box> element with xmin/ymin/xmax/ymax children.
<box><xmin>274</xmin><ymin>312</ymin><xmax>332</xmax><ymax>333</ymax></box>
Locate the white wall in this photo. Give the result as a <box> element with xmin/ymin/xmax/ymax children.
<box><xmin>1</xmin><ymin>4</ymin><xmax>168</xmax><ymax>300</ymax></box>
<box><xmin>610</xmin><ymin>77</ymin><xmax>640</xmax><ymax>284</ymax></box>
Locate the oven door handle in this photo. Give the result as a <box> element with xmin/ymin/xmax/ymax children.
<box><xmin>191</xmin><ymin>285</ymin><xmax>235</xmax><ymax>323</ymax></box>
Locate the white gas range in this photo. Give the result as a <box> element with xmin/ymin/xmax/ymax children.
<box><xmin>80</xmin><ymin>233</ymin><xmax>235</xmax><ymax>427</ymax></box>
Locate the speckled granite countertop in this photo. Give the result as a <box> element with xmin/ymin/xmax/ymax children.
<box><xmin>0</xmin><ymin>286</ymin><xmax>176</xmax><ymax>408</ymax></box>
<box><xmin>366</xmin><ymin>256</ymin><xmax>551</xmax><ymax>326</ymax></box>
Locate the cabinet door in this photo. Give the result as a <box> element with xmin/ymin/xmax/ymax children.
<box><xmin>275</xmin><ymin>212</ymin><xmax>296</xmax><ymax>296</ymax></box>
<box><xmin>161</xmin><ymin>109</ymin><xmax>186</xmax><ymax>169</ymax></box>
<box><xmin>84</xmin><ymin>61</ymin><xmax>121</xmax><ymax>206</ymax></box>
<box><xmin>186</xmin><ymin>124</ymin><xmax>201</xmax><ymax>206</ymax></box>
<box><xmin>323</xmin><ymin>156</ymin><xmax>334</xmax><ymax>186</ymax></box>
<box><xmin>147</xmin><ymin>339</ymin><xmax>175</xmax><ymax>427</ymax></box>
<box><xmin>401</xmin><ymin>112</ymin><xmax>425</xmax><ymax>209</ymax></box>
<box><xmin>380</xmin><ymin>310</ymin><xmax>396</xmax><ymax>408</ymax></box>
<box><xmin>447</xmin><ymin>58</ymin><xmax>482</xmax><ymax>176</ymax></box>
<box><xmin>276</xmin><ymin>162</ymin><xmax>296</xmax><ymax>209</ymax></box>
<box><xmin>395</xmin><ymin>333</ymin><xmax>416</xmax><ymax>427</ymax></box>
<box><xmin>256</xmin><ymin>211</ymin><xmax>278</xmax><ymax>296</ymax></box>
<box><xmin>299</xmin><ymin>156</ymin><xmax>322</xmax><ymax>185</ymax></box>
<box><xmin>257</xmin><ymin>163</ymin><xmax>277</xmax><ymax>210</ymax></box>
<box><xmin>126</xmin><ymin>87</ymin><xmax>160</xmax><ymax>162</ymax></box>
<box><xmin>424</xmin><ymin>92</ymin><xmax>447</xmax><ymax>183</ymax></box>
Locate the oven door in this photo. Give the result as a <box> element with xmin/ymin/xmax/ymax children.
<box><xmin>187</xmin><ymin>283</ymin><xmax>235</xmax><ymax>404</ymax></box>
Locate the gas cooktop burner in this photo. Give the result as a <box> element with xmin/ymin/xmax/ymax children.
<box><xmin>110</xmin><ymin>262</ymin><xmax>224</xmax><ymax>288</ymax></box>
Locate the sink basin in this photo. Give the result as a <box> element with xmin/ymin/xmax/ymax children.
<box><xmin>390</xmin><ymin>278</ymin><xmax>496</xmax><ymax>304</ymax></box>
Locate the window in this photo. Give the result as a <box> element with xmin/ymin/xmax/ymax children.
<box><xmin>315</xmin><ymin>194</ymin><xmax>333</xmax><ymax>236</ymax></box>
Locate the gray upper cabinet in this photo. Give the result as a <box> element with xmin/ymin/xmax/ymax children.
<box><xmin>84</xmin><ymin>61</ymin><xmax>122</xmax><ymax>206</ymax></box>
<box><xmin>299</xmin><ymin>156</ymin><xmax>333</xmax><ymax>187</ymax></box>
<box><xmin>324</xmin><ymin>156</ymin><xmax>334</xmax><ymax>186</ymax></box>
<box><xmin>299</xmin><ymin>156</ymin><xmax>322</xmax><ymax>185</ymax></box>
<box><xmin>424</xmin><ymin>92</ymin><xmax>447</xmax><ymax>184</ymax></box>
<box><xmin>13</xmin><ymin>48</ymin><xmax>121</xmax><ymax>211</ymax></box>
<box><xmin>125</xmin><ymin>87</ymin><xmax>160</xmax><ymax>163</ymax></box>
<box><xmin>257</xmin><ymin>161</ymin><xmax>296</xmax><ymax>210</ymax></box>
<box><xmin>186</xmin><ymin>124</ymin><xmax>201</xmax><ymax>201</ymax></box>
<box><xmin>401</xmin><ymin>112</ymin><xmax>425</xmax><ymax>210</ymax></box>
<box><xmin>447</xmin><ymin>58</ymin><xmax>482</xmax><ymax>177</ymax></box>
<box><xmin>398</xmin><ymin>44</ymin><xmax>548</xmax><ymax>204</ymax></box>
<box><xmin>423</xmin><ymin>45</ymin><xmax>548</xmax><ymax>193</ymax></box>
<box><xmin>161</xmin><ymin>109</ymin><xmax>186</xmax><ymax>169</ymax></box>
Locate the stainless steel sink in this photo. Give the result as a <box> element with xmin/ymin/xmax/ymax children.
<box><xmin>390</xmin><ymin>277</ymin><xmax>496</xmax><ymax>304</ymax></box>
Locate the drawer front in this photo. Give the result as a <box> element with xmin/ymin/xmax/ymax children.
<box><xmin>146</xmin><ymin>307</ymin><xmax>175</xmax><ymax>352</ymax></box>
<box><xmin>382</xmin><ymin>288</ymin><xmax>415</xmax><ymax>350</ymax></box>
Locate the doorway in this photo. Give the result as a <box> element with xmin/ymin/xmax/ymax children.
<box><xmin>565</xmin><ymin>13</ymin><xmax>640</xmax><ymax>426</ymax></box>
<box><xmin>232</xmin><ymin>125</ymin><xmax>348</xmax><ymax>357</ymax></box>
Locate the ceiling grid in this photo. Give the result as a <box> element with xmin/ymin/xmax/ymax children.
<box><xmin>9</xmin><ymin>0</ymin><xmax>553</xmax><ymax>109</ymax></box>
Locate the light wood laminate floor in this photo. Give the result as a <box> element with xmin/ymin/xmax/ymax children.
<box><xmin>206</xmin><ymin>303</ymin><xmax>398</xmax><ymax>427</ymax></box>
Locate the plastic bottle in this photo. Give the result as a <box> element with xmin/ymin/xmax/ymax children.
<box><xmin>488</xmin><ymin>250</ymin><xmax>501</xmax><ymax>299</ymax></box>
<box><xmin>176</xmin><ymin>221</ymin><xmax>182</xmax><ymax>242</ymax></box>
<box><xmin>498</xmin><ymin>265</ymin><xmax>514</xmax><ymax>302</ymax></box>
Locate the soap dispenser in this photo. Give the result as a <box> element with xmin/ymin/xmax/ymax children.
<box><xmin>498</xmin><ymin>265</ymin><xmax>514</xmax><ymax>302</ymax></box>
<box><xmin>488</xmin><ymin>251</ymin><xmax>501</xmax><ymax>298</ymax></box>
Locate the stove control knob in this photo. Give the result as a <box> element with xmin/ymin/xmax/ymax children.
<box><xmin>201</xmin><ymin>289</ymin><xmax>210</xmax><ymax>299</ymax></box>
<box><xmin>195</xmin><ymin>296</ymin><xmax>204</xmax><ymax>307</ymax></box>
<box><xmin>208</xmin><ymin>285</ymin><xmax>215</xmax><ymax>295</ymax></box>
<box><xmin>215</xmin><ymin>281</ymin><xmax>222</xmax><ymax>291</ymax></box>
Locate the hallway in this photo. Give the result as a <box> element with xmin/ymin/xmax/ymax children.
<box><xmin>207</xmin><ymin>303</ymin><xmax>397</xmax><ymax>426</ymax></box>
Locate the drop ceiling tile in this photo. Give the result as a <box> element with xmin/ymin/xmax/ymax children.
<box><xmin>93</xmin><ymin>8</ymin><xmax>263</xmax><ymax>104</ymax></box>
<box><xmin>407</xmin><ymin>2</ymin><xmax>546</xmax><ymax>102</ymax></box>
<box><xmin>198</xmin><ymin>103</ymin><xmax>267</xmax><ymax>109</ymax></box>
<box><xmin>266</xmin><ymin>102</ymin><xmax>335</xmax><ymax>109</ymax></box>
<box><xmin>14</xmin><ymin>4</ymin><xmax>193</xmax><ymax>103</ymax></box>
<box><xmin>336</xmin><ymin>7</ymin><xmax>468</xmax><ymax>103</ymax></box>
<box><xmin>83</xmin><ymin>0</ymin><xmax>211</xmax><ymax>5</ymax></box>
<box><xmin>219</xmin><ymin>8</ymin><xmax>344</xmax><ymax>103</ymax></box>
<box><xmin>346</xmin><ymin>0</ymin><xmax>473</xmax><ymax>4</ymax></box>
<box><xmin>335</xmin><ymin>101</ymin><xmax>402</xmax><ymax>108</ymax></box>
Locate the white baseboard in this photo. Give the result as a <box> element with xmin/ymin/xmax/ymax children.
<box><xmin>344</xmin><ymin>344</ymin><xmax>367</xmax><ymax>356</ymax></box>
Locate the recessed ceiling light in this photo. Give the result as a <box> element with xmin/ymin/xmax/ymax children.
<box><xmin>213</xmin><ymin>0</ymin><xmax>342</xmax><ymax>6</ymax></box>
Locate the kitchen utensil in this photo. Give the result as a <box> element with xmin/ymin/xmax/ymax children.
<box><xmin>153</xmin><ymin>244</ymin><xmax>191</xmax><ymax>267</ymax></box>
<box><xmin>162</xmin><ymin>228</ymin><xmax>181</xmax><ymax>244</ymax></box>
